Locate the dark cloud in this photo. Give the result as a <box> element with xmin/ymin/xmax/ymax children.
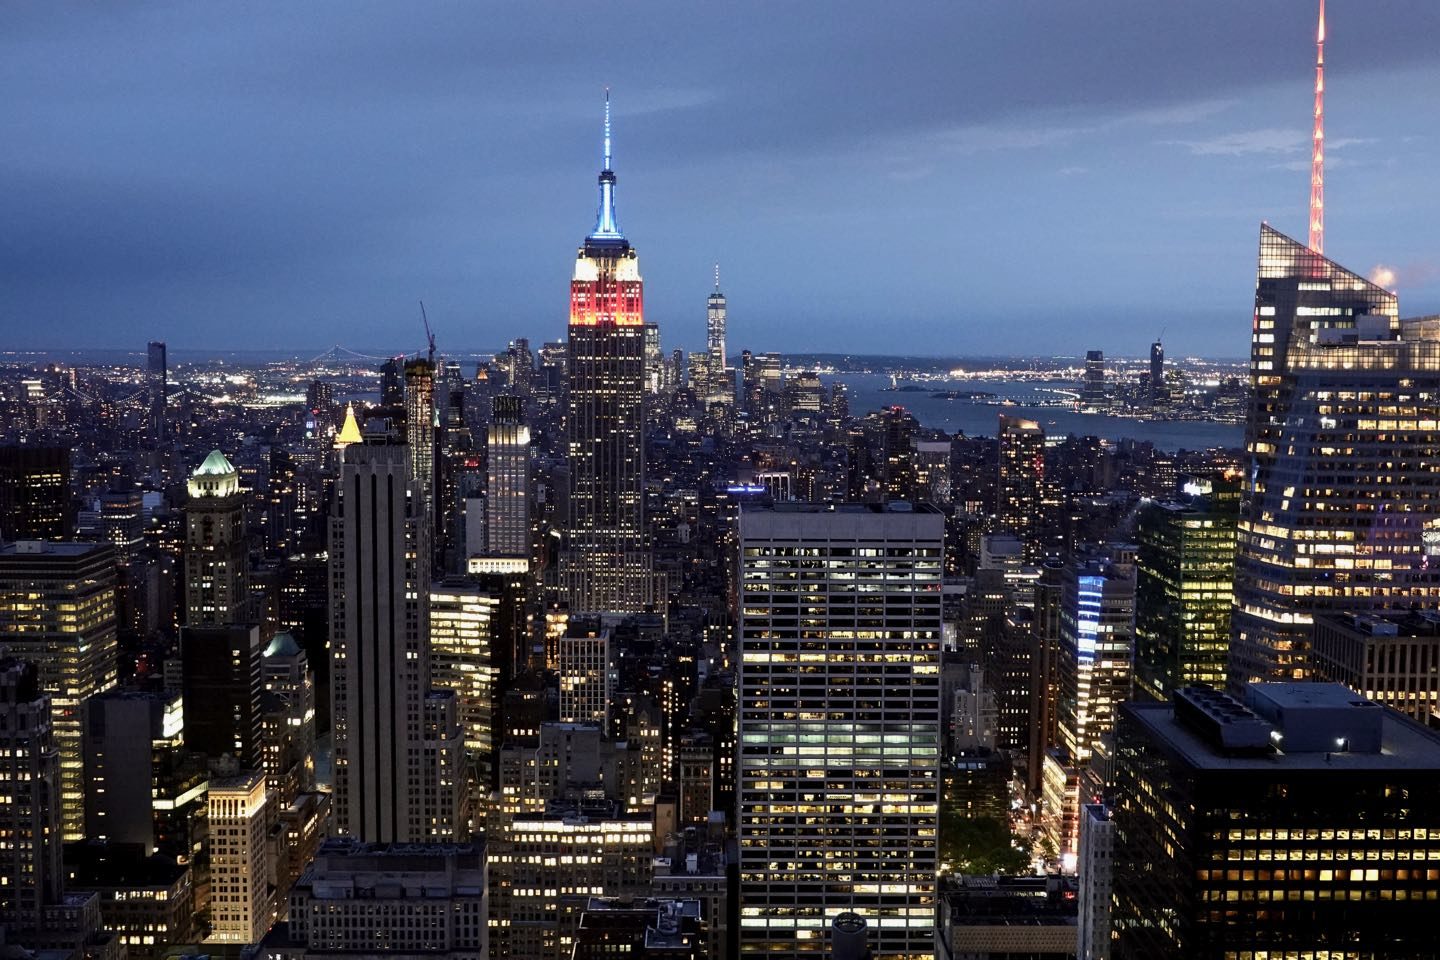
<box><xmin>2</xmin><ymin>1</ymin><xmax>1438</xmax><ymax>357</ymax></box>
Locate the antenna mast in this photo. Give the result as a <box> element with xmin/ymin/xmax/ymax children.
<box><xmin>1309</xmin><ymin>0</ymin><xmax>1325</xmax><ymax>254</ymax></box>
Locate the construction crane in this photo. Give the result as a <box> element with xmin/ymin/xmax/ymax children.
<box><xmin>419</xmin><ymin>300</ymin><xmax>436</xmax><ymax>367</ymax></box>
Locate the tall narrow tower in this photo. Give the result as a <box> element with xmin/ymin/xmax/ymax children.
<box><xmin>561</xmin><ymin>92</ymin><xmax>654</xmax><ymax>613</ymax></box>
<box><xmin>703</xmin><ymin>266</ymin><xmax>730</xmax><ymax>408</ymax></box>
<box><xmin>1309</xmin><ymin>0</ymin><xmax>1326</xmax><ymax>253</ymax></box>
<box><xmin>184</xmin><ymin>449</ymin><xmax>249</xmax><ymax>625</ymax></box>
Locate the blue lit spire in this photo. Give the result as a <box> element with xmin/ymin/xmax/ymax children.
<box><xmin>589</xmin><ymin>88</ymin><xmax>624</xmax><ymax>241</ymax></box>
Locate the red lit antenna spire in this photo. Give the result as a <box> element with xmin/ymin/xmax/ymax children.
<box><xmin>1309</xmin><ymin>0</ymin><xmax>1325</xmax><ymax>254</ymax></box>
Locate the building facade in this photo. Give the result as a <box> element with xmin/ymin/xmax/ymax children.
<box><xmin>738</xmin><ymin>503</ymin><xmax>943</xmax><ymax>960</ymax></box>
<box><xmin>1231</xmin><ymin>224</ymin><xmax>1440</xmax><ymax>690</ymax></box>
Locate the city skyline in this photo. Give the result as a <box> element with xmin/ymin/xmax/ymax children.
<box><xmin>4</xmin><ymin>3</ymin><xmax>1440</xmax><ymax>357</ymax></box>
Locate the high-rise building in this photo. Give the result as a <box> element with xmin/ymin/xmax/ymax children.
<box><xmin>180</xmin><ymin>623</ymin><xmax>264</xmax><ymax>767</ymax></box>
<box><xmin>1112</xmin><ymin>684</ymin><xmax>1440</xmax><ymax>958</ymax></box>
<box><xmin>738</xmin><ymin>502</ymin><xmax>943</xmax><ymax>960</ymax></box>
<box><xmin>558</xmin><ymin>624</ymin><xmax>611</xmax><ymax>728</ymax></box>
<box><xmin>1045</xmin><ymin>552</ymin><xmax>1135</xmax><ymax>859</ymax></box>
<box><xmin>405</xmin><ymin>357</ymin><xmax>437</xmax><ymax>526</ymax></box>
<box><xmin>147</xmin><ymin>340</ymin><xmax>167</xmax><ymax>443</ymax></box>
<box><xmin>702</xmin><ymin>270</ymin><xmax>730</xmax><ymax>409</ymax></box>
<box><xmin>82</xmin><ymin>689</ymin><xmax>190</xmax><ymax>855</ymax></box>
<box><xmin>1148</xmin><ymin>340</ymin><xmax>1165</xmax><ymax>407</ymax></box>
<box><xmin>560</xmin><ymin>95</ymin><xmax>654</xmax><ymax>614</ymax></box>
<box><xmin>997</xmin><ymin>415</ymin><xmax>1046</xmax><ymax>562</ymax></box>
<box><xmin>330</xmin><ymin>439</ymin><xmax>448</xmax><ymax>843</ymax></box>
<box><xmin>0</xmin><ymin>659</ymin><xmax>63</xmax><ymax>935</ymax></box>
<box><xmin>1079</xmin><ymin>350</ymin><xmax>1106</xmax><ymax>412</ymax></box>
<box><xmin>487</xmin><ymin>395</ymin><xmax>531</xmax><ymax>558</ymax></box>
<box><xmin>184</xmin><ymin>449</ymin><xmax>250</xmax><ymax>625</ymax></box>
<box><xmin>206</xmin><ymin>770</ymin><xmax>273</xmax><ymax>944</ymax></box>
<box><xmin>1231</xmin><ymin>224</ymin><xmax>1440</xmax><ymax>691</ymax></box>
<box><xmin>0</xmin><ymin>541</ymin><xmax>118</xmax><ymax>840</ymax></box>
<box><xmin>1133</xmin><ymin>479</ymin><xmax>1238</xmax><ymax>701</ymax></box>
<box><xmin>1076</xmin><ymin>803</ymin><xmax>1114</xmax><ymax>960</ymax></box>
<box><xmin>429</xmin><ymin>577</ymin><xmax>501</xmax><ymax>792</ymax></box>
<box><xmin>379</xmin><ymin>356</ymin><xmax>403</xmax><ymax>406</ymax></box>
<box><xmin>0</xmin><ymin>445</ymin><xmax>72</xmax><ymax>541</ymax></box>
<box><xmin>261</xmin><ymin>630</ymin><xmax>317</xmax><ymax>803</ymax></box>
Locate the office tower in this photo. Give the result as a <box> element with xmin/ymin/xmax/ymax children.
<box><xmin>379</xmin><ymin>356</ymin><xmax>403</xmax><ymax>405</ymax></box>
<box><xmin>261</xmin><ymin>630</ymin><xmax>317</xmax><ymax>803</ymax></box>
<box><xmin>406</xmin><ymin>357</ymin><xmax>437</xmax><ymax>524</ymax></box>
<box><xmin>997</xmin><ymin>415</ymin><xmax>1045</xmax><ymax>561</ymax></box>
<box><xmin>147</xmin><ymin>339</ymin><xmax>167</xmax><ymax>442</ymax></box>
<box><xmin>1076</xmin><ymin>804</ymin><xmax>1114</xmax><ymax>960</ymax></box>
<box><xmin>912</xmin><ymin>440</ymin><xmax>952</xmax><ymax>507</ymax></box>
<box><xmin>332</xmin><ymin>439</ymin><xmax>459</xmax><ymax>843</ymax></box>
<box><xmin>1044</xmin><ymin>552</ymin><xmax>1134</xmax><ymax>859</ymax></box>
<box><xmin>306</xmin><ymin>378</ymin><xmax>336</xmax><ymax>435</ymax></box>
<box><xmin>0</xmin><ymin>659</ymin><xmax>63</xmax><ymax>935</ymax></box>
<box><xmin>82</xmin><ymin>689</ymin><xmax>188</xmax><ymax>854</ymax></box>
<box><xmin>1078</xmin><ymin>350</ymin><xmax>1107</xmax><ymax>412</ymax></box>
<box><xmin>206</xmin><ymin>770</ymin><xmax>273</xmax><ymax>944</ymax></box>
<box><xmin>256</xmin><ymin>838</ymin><xmax>488</xmax><ymax>957</ymax></box>
<box><xmin>1311</xmin><ymin>611</ymin><xmax>1440</xmax><ymax>724</ymax></box>
<box><xmin>644</xmin><ymin>322</ymin><xmax>665</xmax><ymax>394</ymax></box>
<box><xmin>561</xmin><ymin>94</ymin><xmax>654</xmax><ymax>614</ymax></box>
<box><xmin>487</xmin><ymin>395</ymin><xmax>531</xmax><ymax>557</ymax></box>
<box><xmin>1133</xmin><ymin>479</ymin><xmax>1238</xmax><ymax>701</ymax></box>
<box><xmin>1230</xmin><ymin>224</ymin><xmax>1440</xmax><ymax>691</ymax></box>
<box><xmin>0</xmin><ymin>445</ymin><xmax>72</xmax><ymax>541</ymax></box>
<box><xmin>738</xmin><ymin>502</ymin><xmax>943</xmax><ymax>960</ymax></box>
<box><xmin>1148</xmin><ymin>340</ymin><xmax>1165</xmax><ymax>407</ymax></box>
<box><xmin>1112</xmin><ymin>684</ymin><xmax>1440</xmax><ymax>958</ymax></box>
<box><xmin>429</xmin><ymin>578</ymin><xmax>501</xmax><ymax>791</ymax></box>
<box><xmin>97</xmin><ymin>488</ymin><xmax>145</xmax><ymax>562</ymax></box>
<box><xmin>1026</xmin><ymin>559</ymin><xmax>1065</xmax><ymax>794</ymax></box>
<box><xmin>0</xmin><ymin>541</ymin><xmax>117</xmax><ymax>841</ymax></box>
<box><xmin>180</xmin><ymin>623</ymin><xmax>264</xmax><ymax>767</ymax></box>
<box><xmin>786</xmin><ymin>370</ymin><xmax>822</xmax><ymax>418</ymax></box>
<box><xmin>558</xmin><ymin>624</ymin><xmax>612</xmax><ymax>727</ymax></box>
<box><xmin>184</xmin><ymin>449</ymin><xmax>250</xmax><ymax>625</ymax></box>
<box><xmin>701</xmin><ymin>269</ymin><xmax>730</xmax><ymax>408</ymax></box>
<box><xmin>489</xmin><ymin>802</ymin><xmax>654</xmax><ymax>960</ymax></box>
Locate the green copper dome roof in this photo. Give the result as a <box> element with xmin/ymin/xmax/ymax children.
<box><xmin>194</xmin><ymin>449</ymin><xmax>236</xmax><ymax>476</ymax></box>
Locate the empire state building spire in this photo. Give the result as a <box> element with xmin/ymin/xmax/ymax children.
<box><xmin>589</xmin><ymin>89</ymin><xmax>623</xmax><ymax>242</ymax></box>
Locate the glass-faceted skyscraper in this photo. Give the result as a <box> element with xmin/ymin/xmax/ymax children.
<box><xmin>1230</xmin><ymin>224</ymin><xmax>1440</xmax><ymax>691</ymax></box>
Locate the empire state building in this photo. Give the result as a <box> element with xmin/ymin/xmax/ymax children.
<box><xmin>560</xmin><ymin>94</ymin><xmax>656</xmax><ymax>614</ymax></box>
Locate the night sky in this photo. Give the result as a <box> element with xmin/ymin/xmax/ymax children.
<box><xmin>3</xmin><ymin>2</ymin><xmax>1438</xmax><ymax>359</ymax></box>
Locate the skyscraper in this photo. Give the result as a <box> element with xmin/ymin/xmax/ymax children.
<box><xmin>0</xmin><ymin>541</ymin><xmax>118</xmax><ymax>840</ymax></box>
<box><xmin>560</xmin><ymin>94</ymin><xmax>654</xmax><ymax>614</ymax></box>
<box><xmin>486</xmin><ymin>394</ymin><xmax>530</xmax><ymax>558</ymax></box>
<box><xmin>0</xmin><ymin>659</ymin><xmax>63</xmax><ymax>936</ymax></box>
<box><xmin>1079</xmin><ymin>350</ymin><xmax>1106</xmax><ymax>412</ymax></box>
<box><xmin>0</xmin><ymin>445</ymin><xmax>71</xmax><ymax>541</ymax></box>
<box><xmin>1112</xmin><ymin>683</ymin><xmax>1440</xmax><ymax>958</ymax></box>
<box><xmin>1148</xmin><ymin>340</ymin><xmax>1165</xmax><ymax>406</ymax></box>
<box><xmin>180</xmin><ymin>623</ymin><xmax>264</xmax><ymax>768</ymax></box>
<box><xmin>700</xmin><ymin>270</ymin><xmax>731</xmax><ymax>408</ymax></box>
<box><xmin>206</xmin><ymin>770</ymin><xmax>273</xmax><ymax>944</ymax></box>
<box><xmin>1133</xmin><ymin>479</ymin><xmax>1237</xmax><ymax>701</ymax></box>
<box><xmin>997</xmin><ymin>414</ymin><xmax>1046</xmax><ymax>561</ymax></box>
<box><xmin>738</xmin><ymin>502</ymin><xmax>943</xmax><ymax>960</ymax></box>
<box><xmin>330</xmin><ymin>439</ymin><xmax>447</xmax><ymax>842</ymax></box>
<box><xmin>147</xmin><ymin>340</ymin><xmax>167</xmax><ymax>443</ymax></box>
<box><xmin>405</xmin><ymin>357</ymin><xmax>437</xmax><ymax>528</ymax></box>
<box><xmin>184</xmin><ymin>449</ymin><xmax>250</xmax><ymax>625</ymax></box>
<box><xmin>1230</xmin><ymin>224</ymin><xmax>1440</xmax><ymax>690</ymax></box>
